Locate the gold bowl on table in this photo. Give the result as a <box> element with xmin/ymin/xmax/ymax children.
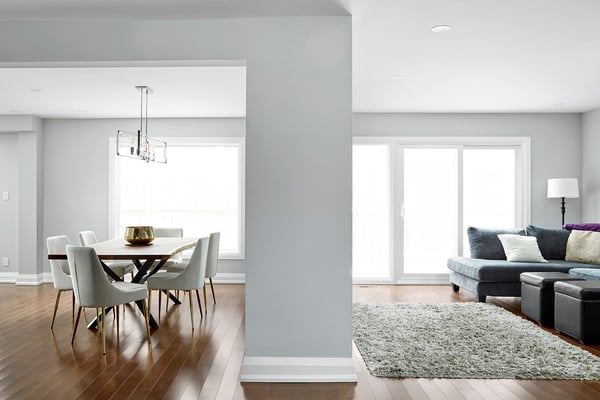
<box><xmin>124</xmin><ymin>226</ymin><xmax>155</xmax><ymax>245</ymax></box>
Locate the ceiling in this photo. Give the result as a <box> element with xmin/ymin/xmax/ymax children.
<box><xmin>2</xmin><ymin>0</ymin><xmax>600</xmax><ymax>117</ymax></box>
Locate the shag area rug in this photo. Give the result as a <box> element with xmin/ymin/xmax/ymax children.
<box><xmin>353</xmin><ymin>302</ymin><xmax>600</xmax><ymax>379</ymax></box>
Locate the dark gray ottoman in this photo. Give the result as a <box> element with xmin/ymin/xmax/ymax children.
<box><xmin>554</xmin><ymin>281</ymin><xmax>600</xmax><ymax>344</ymax></box>
<box><xmin>520</xmin><ymin>272</ymin><xmax>584</xmax><ymax>326</ymax></box>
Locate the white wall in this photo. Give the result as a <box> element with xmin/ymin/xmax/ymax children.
<box><xmin>0</xmin><ymin>16</ymin><xmax>353</xmax><ymax>381</ymax></box>
<box><xmin>43</xmin><ymin>117</ymin><xmax>245</xmax><ymax>275</ymax></box>
<box><xmin>582</xmin><ymin>108</ymin><xmax>600</xmax><ymax>221</ymax></box>
<box><xmin>0</xmin><ymin>132</ymin><xmax>19</xmax><ymax>277</ymax></box>
<box><xmin>353</xmin><ymin>113</ymin><xmax>583</xmax><ymax>228</ymax></box>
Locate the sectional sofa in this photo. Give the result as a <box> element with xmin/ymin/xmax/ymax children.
<box><xmin>447</xmin><ymin>225</ymin><xmax>600</xmax><ymax>302</ymax></box>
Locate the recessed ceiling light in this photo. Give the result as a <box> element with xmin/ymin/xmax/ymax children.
<box><xmin>29</xmin><ymin>88</ymin><xmax>43</xmax><ymax>93</ymax></box>
<box><xmin>432</xmin><ymin>25</ymin><xmax>451</xmax><ymax>33</ymax></box>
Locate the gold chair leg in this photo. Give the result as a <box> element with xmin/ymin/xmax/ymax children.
<box><xmin>210</xmin><ymin>278</ymin><xmax>216</xmax><ymax>304</ymax></box>
<box><xmin>51</xmin><ymin>290</ymin><xmax>62</xmax><ymax>329</ymax></box>
<box><xmin>143</xmin><ymin>299</ymin><xmax>151</xmax><ymax>345</ymax></box>
<box><xmin>188</xmin><ymin>291</ymin><xmax>194</xmax><ymax>330</ymax></box>
<box><xmin>101</xmin><ymin>307</ymin><xmax>106</xmax><ymax>355</ymax></box>
<box><xmin>203</xmin><ymin>286</ymin><xmax>207</xmax><ymax>312</ymax></box>
<box><xmin>148</xmin><ymin>288</ymin><xmax>152</xmax><ymax>318</ymax></box>
<box><xmin>71</xmin><ymin>306</ymin><xmax>82</xmax><ymax>344</ymax></box>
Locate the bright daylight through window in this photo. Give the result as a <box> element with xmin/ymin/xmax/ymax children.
<box><xmin>353</xmin><ymin>138</ymin><xmax>528</xmax><ymax>283</ymax></box>
<box><xmin>113</xmin><ymin>139</ymin><xmax>244</xmax><ymax>258</ymax></box>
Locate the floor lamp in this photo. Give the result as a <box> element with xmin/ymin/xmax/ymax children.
<box><xmin>547</xmin><ymin>178</ymin><xmax>579</xmax><ymax>227</ymax></box>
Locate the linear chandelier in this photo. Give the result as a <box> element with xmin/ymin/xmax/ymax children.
<box><xmin>116</xmin><ymin>85</ymin><xmax>167</xmax><ymax>163</ymax></box>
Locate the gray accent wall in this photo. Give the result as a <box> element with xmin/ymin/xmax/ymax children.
<box><xmin>353</xmin><ymin>113</ymin><xmax>583</xmax><ymax>228</ymax></box>
<box><xmin>0</xmin><ymin>131</ymin><xmax>19</xmax><ymax>275</ymax></box>
<box><xmin>0</xmin><ymin>16</ymin><xmax>353</xmax><ymax>371</ymax></box>
<box><xmin>582</xmin><ymin>108</ymin><xmax>600</xmax><ymax>221</ymax></box>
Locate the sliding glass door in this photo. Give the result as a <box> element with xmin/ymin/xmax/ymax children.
<box><xmin>352</xmin><ymin>138</ymin><xmax>529</xmax><ymax>283</ymax></box>
<box><xmin>402</xmin><ymin>148</ymin><xmax>458</xmax><ymax>274</ymax></box>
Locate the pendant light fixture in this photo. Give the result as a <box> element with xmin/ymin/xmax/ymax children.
<box><xmin>116</xmin><ymin>85</ymin><xmax>167</xmax><ymax>163</ymax></box>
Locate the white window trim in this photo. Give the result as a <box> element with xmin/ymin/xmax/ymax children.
<box><xmin>352</xmin><ymin>136</ymin><xmax>531</xmax><ymax>285</ymax></box>
<box><xmin>108</xmin><ymin>136</ymin><xmax>246</xmax><ymax>260</ymax></box>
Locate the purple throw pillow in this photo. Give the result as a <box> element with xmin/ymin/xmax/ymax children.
<box><xmin>563</xmin><ymin>223</ymin><xmax>600</xmax><ymax>232</ymax></box>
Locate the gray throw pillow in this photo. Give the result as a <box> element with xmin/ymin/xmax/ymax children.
<box><xmin>525</xmin><ymin>225</ymin><xmax>570</xmax><ymax>260</ymax></box>
<box><xmin>467</xmin><ymin>226</ymin><xmax>525</xmax><ymax>259</ymax></box>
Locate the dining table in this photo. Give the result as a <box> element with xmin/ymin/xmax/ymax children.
<box><xmin>48</xmin><ymin>236</ymin><xmax>198</xmax><ymax>329</ymax></box>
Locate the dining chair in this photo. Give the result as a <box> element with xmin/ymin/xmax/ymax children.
<box><xmin>169</xmin><ymin>232</ymin><xmax>220</xmax><ymax>309</ymax></box>
<box><xmin>147</xmin><ymin>237</ymin><xmax>209</xmax><ymax>331</ymax></box>
<box><xmin>46</xmin><ymin>235</ymin><xmax>74</xmax><ymax>329</ymax></box>
<box><xmin>154</xmin><ymin>227</ymin><xmax>184</xmax><ymax>267</ymax></box>
<box><xmin>66</xmin><ymin>245</ymin><xmax>151</xmax><ymax>354</ymax></box>
<box><xmin>78</xmin><ymin>230</ymin><xmax>135</xmax><ymax>279</ymax></box>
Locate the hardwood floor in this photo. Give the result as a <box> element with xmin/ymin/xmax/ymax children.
<box><xmin>1</xmin><ymin>283</ymin><xmax>600</xmax><ymax>399</ymax></box>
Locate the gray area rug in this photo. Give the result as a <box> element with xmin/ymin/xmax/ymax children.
<box><xmin>353</xmin><ymin>302</ymin><xmax>600</xmax><ymax>379</ymax></box>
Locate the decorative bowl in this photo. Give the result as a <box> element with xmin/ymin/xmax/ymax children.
<box><xmin>124</xmin><ymin>226</ymin><xmax>155</xmax><ymax>245</ymax></box>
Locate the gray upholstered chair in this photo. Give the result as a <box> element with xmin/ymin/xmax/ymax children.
<box><xmin>46</xmin><ymin>235</ymin><xmax>74</xmax><ymax>329</ymax></box>
<box><xmin>78</xmin><ymin>230</ymin><xmax>135</xmax><ymax>279</ymax></box>
<box><xmin>66</xmin><ymin>245</ymin><xmax>151</xmax><ymax>354</ymax></box>
<box><xmin>154</xmin><ymin>227</ymin><xmax>184</xmax><ymax>267</ymax></box>
<box><xmin>204</xmin><ymin>232</ymin><xmax>220</xmax><ymax>306</ymax></box>
<box><xmin>168</xmin><ymin>232</ymin><xmax>220</xmax><ymax>308</ymax></box>
<box><xmin>147</xmin><ymin>237</ymin><xmax>209</xmax><ymax>331</ymax></box>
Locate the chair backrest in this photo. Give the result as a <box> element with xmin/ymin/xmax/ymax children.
<box><xmin>178</xmin><ymin>237</ymin><xmax>210</xmax><ymax>289</ymax></box>
<box><xmin>46</xmin><ymin>235</ymin><xmax>72</xmax><ymax>289</ymax></box>
<box><xmin>154</xmin><ymin>227</ymin><xmax>183</xmax><ymax>238</ymax></box>
<box><xmin>78</xmin><ymin>230</ymin><xmax>99</xmax><ymax>246</ymax></box>
<box><xmin>205</xmin><ymin>232</ymin><xmax>220</xmax><ymax>279</ymax></box>
<box><xmin>66</xmin><ymin>245</ymin><xmax>119</xmax><ymax>308</ymax></box>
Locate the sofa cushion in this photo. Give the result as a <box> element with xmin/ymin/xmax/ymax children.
<box><xmin>447</xmin><ymin>257</ymin><xmax>600</xmax><ymax>282</ymax></box>
<box><xmin>525</xmin><ymin>225</ymin><xmax>570</xmax><ymax>260</ymax></box>
<box><xmin>569</xmin><ymin>268</ymin><xmax>600</xmax><ymax>280</ymax></box>
<box><xmin>467</xmin><ymin>227</ymin><xmax>525</xmax><ymax>259</ymax></box>
<box><xmin>566</xmin><ymin>230</ymin><xmax>600</xmax><ymax>265</ymax></box>
<box><xmin>497</xmin><ymin>234</ymin><xmax>547</xmax><ymax>263</ymax></box>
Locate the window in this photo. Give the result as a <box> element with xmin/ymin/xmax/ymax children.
<box><xmin>352</xmin><ymin>137</ymin><xmax>530</xmax><ymax>283</ymax></box>
<box><xmin>110</xmin><ymin>137</ymin><xmax>245</xmax><ymax>258</ymax></box>
<box><xmin>352</xmin><ymin>144</ymin><xmax>391</xmax><ymax>280</ymax></box>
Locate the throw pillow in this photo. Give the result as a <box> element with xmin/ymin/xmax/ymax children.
<box><xmin>467</xmin><ymin>227</ymin><xmax>525</xmax><ymax>259</ymax></box>
<box><xmin>564</xmin><ymin>223</ymin><xmax>600</xmax><ymax>233</ymax></box>
<box><xmin>566</xmin><ymin>230</ymin><xmax>600</xmax><ymax>264</ymax></box>
<box><xmin>497</xmin><ymin>234</ymin><xmax>547</xmax><ymax>263</ymax></box>
<box><xmin>525</xmin><ymin>225</ymin><xmax>570</xmax><ymax>260</ymax></box>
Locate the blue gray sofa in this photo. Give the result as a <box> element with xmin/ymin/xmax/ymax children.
<box><xmin>447</xmin><ymin>225</ymin><xmax>600</xmax><ymax>302</ymax></box>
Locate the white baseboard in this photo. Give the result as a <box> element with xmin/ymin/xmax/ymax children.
<box><xmin>0</xmin><ymin>272</ymin><xmax>18</xmax><ymax>283</ymax></box>
<box><xmin>214</xmin><ymin>272</ymin><xmax>245</xmax><ymax>284</ymax></box>
<box><xmin>15</xmin><ymin>272</ymin><xmax>52</xmax><ymax>286</ymax></box>
<box><xmin>240</xmin><ymin>356</ymin><xmax>357</xmax><ymax>383</ymax></box>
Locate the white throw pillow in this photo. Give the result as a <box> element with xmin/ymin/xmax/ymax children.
<box><xmin>566</xmin><ymin>230</ymin><xmax>600</xmax><ymax>264</ymax></box>
<box><xmin>497</xmin><ymin>234</ymin><xmax>548</xmax><ymax>263</ymax></box>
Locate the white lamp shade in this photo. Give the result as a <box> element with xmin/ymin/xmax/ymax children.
<box><xmin>547</xmin><ymin>178</ymin><xmax>579</xmax><ymax>198</ymax></box>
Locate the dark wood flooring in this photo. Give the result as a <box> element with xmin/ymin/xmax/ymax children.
<box><xmin>1</xmin><ymin>283</ymin><xmax>600</xmax><ymax>399</ymax></box>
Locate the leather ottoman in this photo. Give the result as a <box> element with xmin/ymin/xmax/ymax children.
<box><xmin>520</xmin><ymin>272</ymin><xmax>584</xmax><ymax>326</ymax></box>
<box><xmin>554</xmin><ymin>280</ymin><xmax>600</xmax><ymax>344</ymax></box>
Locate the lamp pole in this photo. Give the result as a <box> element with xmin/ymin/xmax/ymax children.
<box><xmin>560</xmin><ymin>197</ymin><xmax>566</xmax><ymax>227</ymax></box>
